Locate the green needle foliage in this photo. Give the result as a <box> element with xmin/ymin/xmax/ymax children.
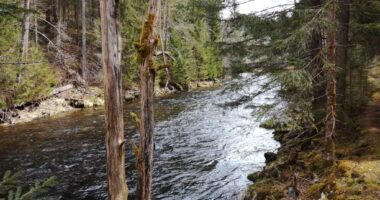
<box><xmin>0</xmin><ymin>16</ymin><xmax>57</xmax><ymax>109</ymax></box>
<box><xmin>0</xmin><ymin>171</ymin><xmax>58</xmax><ymax>200</ymax></box>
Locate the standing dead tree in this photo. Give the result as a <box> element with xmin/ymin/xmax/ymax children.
<box><xmin>135</xmin><ymin>0</ymin><xmax>160</xmax><ymax>199</ymax></box>
<box><xmin>22</xmin><ymin>0</ymin><xmax>31</xmax><ymax>59</ymax></box>
<box><xmin>99</xmin><ymin>0</ymin><xmax>128</xmax><ymax>199</ymax></box>
<box><xmin>81</xmin><ymin>0</ymin><xmax>87</xmax><ymax>82</ymax></box>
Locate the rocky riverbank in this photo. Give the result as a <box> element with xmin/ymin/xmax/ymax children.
<box><xmin>0</xmin><ymin>80</ymin><xmax>219</xmax><ymax>126</ymax></box>
<box><xmin>0</xmin><ymin>85</ymin><xmax>105</xmax><ymax>125</ymax></box>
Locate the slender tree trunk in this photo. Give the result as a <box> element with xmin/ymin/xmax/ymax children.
<box><xmin>82</xmin><ymin>0</ymin><xmax>87</xmax><ymax>82</ymax></box>
<box><xmin>163</xmin><ymin>0</ymin><xmax>169</xmax><ymax>52</ymax></box>
<box><xmin>22</xmin><ymin>0</ymin><xmax>31</xmax><ymax>59</ymax></box>
<box><xmin>163</xmin><ymin>0</ymin><xmax>170</xmax><ymax>88</ymax></box>
<box><xmin>324</xmin><ymin>0</ymin><xmax>336</xmax><ymax>166</ymax></box>
<box><xmin>99</xmin><ymin>0</ymin><xmax>128</xmax><ymax>199</ymax></box>
<box><xmin>76</xmin><ymin>0</ymin><xmax>80</xmax><ymax>45</ymax></box>
<box><xmin>90</xmin><ymin>0</ymin><xmax>95</xmax><ymax>27</ymax></box>
<box><xmin>56</xmin><ymin>0</ymin><xmax>62</xmax><ymax>47</ymax></box>
<box><xmin>137</xmin><ymin>0</ymin><xmax>160</xmax><ymax>199</ymax></box>
<box><xmin>34</xmin><ymin>0</ymin><xmax>38</xmax><ymax>45</ymax></box>
<box><xmin>56</xmin><ymin>0</ymin><xmax>64</xmax><ymax>65</ymax></box>
<box><xmin>45</xmin><ymin>5</ymin><xmax>51</xmax><ymax>35</ymax></box>
<box><xmin>336</xmin><ymin>0</ymin><xmax>350</xmax><ymax>119</ymax></box>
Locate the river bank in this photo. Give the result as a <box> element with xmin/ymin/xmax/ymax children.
<box><xmin>243</xmin><ymin>121</ymin><xmax>380</xmax><ymax>200</ymax></box>
<box><xmin>0</xmin><ymin>80</ymin><xmax>219</xmax><ymax>126</ymax></box>
<box><xmin>243</xmin><ymin>65</ymin><xmax>380</xmax><ymax>200</ymax></box>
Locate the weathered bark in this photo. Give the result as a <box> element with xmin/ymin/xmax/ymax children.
<box><xmin>22</xmin><ymin>0</ymin><xmax>31</xmax><ymax>59</ymax></box>
<box><xmin>99</xmin><ymin>0</ymin><xmax>128</xmax><ymax>199</ymax></box>
<box><xmin>137</xmin><ymin>0</ymin><xmax>160</xmax><ymax>199</ymax></box>
<box><xmin>324</xmin><ymin>0</ymin><xmax>336</xmax><ymax>166</ymax></box>
<box><xmin>82</xmin><ymin>0</ymin><xmax>87</xmax><ymax>82</ymax></box>
<box><xmin>336</xmin><ymin>0</ymin><xmax>350</xmax><ymax>117</ymax></box>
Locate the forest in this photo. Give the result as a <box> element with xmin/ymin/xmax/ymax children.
<box><xmin>0</xmin><ymin>0</ymin><xmax>379</xmax><ymax>199</ymax></box>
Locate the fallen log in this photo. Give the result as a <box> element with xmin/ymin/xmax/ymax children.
<box><xmin>50</xmin><ymin>84</ymin><xmax>74</xmax><ymax>96</ymax></box>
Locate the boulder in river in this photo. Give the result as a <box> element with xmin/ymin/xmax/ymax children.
<box><xmin>264</xmin><ymin>152</ymin><xmax>277</xmax><ymax>164</ymax></box>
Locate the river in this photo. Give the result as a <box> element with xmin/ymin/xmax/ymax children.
<box><xmin>0</xmin><ymin>73</ymin><xmax>280</xmax><ymax>200</ymax></box>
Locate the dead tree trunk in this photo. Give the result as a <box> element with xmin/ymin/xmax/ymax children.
<box><xmin>82</xmin><ymin>0</ymin><xmax>87</xmax><ymax>82</ymax></box>
<box><xmin>34</xmin><ymin>0</ymin><xmax>38</xmax><ymax>45</ymax></box>
<box><xmin>136</xmin><ymin>0</ymin><xmax>160</xmax><ymax>199</ymax></box>
<box><xmin>56</xmin><ymin>0</ymin><xmax>64</xmax><ymax>65</ymax></box>
<box><xmin>324</xmin><ymin>0</ymin><xmax>336</xmax><ymax>166</ymax></box>
<box><xmin>99</xmin><ymin>0</ymin><xmax>128</xmax><ymax>199</ymax></box>
<box><xmin>22</xmin><ymin>0</ymin><xmax>31</xmax><ymax>59</ymax></box>
<box><xmin>163</xmin><ymin>0</ymin><xmax>170</xmax><ymax>88</ymax></box>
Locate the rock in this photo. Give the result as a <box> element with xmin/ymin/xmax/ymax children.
<box><xmin>83</xmin><ymin>98</ymin><xmax>94</xmax><ymax>108</ymax></box>
<box><xmin>188</xmin><ymin>82</ymin><xmax>198</xmax><ymax>90</ymax></box>
<box><xmin>155</xmin><ymin>87</ymin><xmax>176</xmax><ymax>97</ymax></box>
<box><xmin>247</xmin><ymin>171</ymin><xmax>262</xmax><ymax>182</ymax></box>
<box><xmin>69</xmin><ymin>99</ymin><xmax>85</xmax><ymax>108</ymax></box>
<box><xmin>124</xmin><ymin>90</ymin><xmax>139</xmax><ymax>101</ymax></box>
<box><xmin>264</xmin><ymin>152</ymin><xmax>277</xmax><ymax>164</ymax></box>
<box><xmin>197</xmin><ymin>81</ymin><xmax>215</xmax><ymax>88</ymax></box>
<box><xmin>93</xmin><ymin>97</ymin><xmax>104</xmax><ymax>106</ymax></box>
<box><xmin>288</xmin><ymin>187</ymin><xmax>298</xmax><ymax>200</ymax></box>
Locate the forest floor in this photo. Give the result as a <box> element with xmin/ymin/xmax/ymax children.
<box><xmin>333</xmin><ymin>88</ymin><xmax>380</xmax><ymax>199</ymax></box>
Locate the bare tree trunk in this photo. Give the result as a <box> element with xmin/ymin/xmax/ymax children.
<box><xmin>34</xmin><ymin>0</ymin><xmax>38</xmax><ymax>45</ymax></box>
<box><xmin>56</xmin><ymin>0</ymin><xmax>61</xmax><ymax>46</ymax></box>
<box><xmin>22</xmin><ymin>0</ymin><xmax>31</xmax><ymax>59</ymax></box>
<box><xmin>45</xmin><ymin>5</ymin><xmax>51</xmax><ymax>36</ymax></box>
<box><xmin>324</xmin><ymin>0</ymin><xmax>336</xmax><ymax>166</ymax></box>
<box><xmin>82</xmin><ymin>0</ymin><xmax>87</xmax><ymax>82</ymax></box>
<box><xmin>76</xmin><ymin>0</ymin><xmax>80</xmax><ymax>45</ymax></box>
<box><xmin>99</xmin><ymin>0</ymin><xmax>128</xmax><ymax>199</ymax></box>
<box><xmin>56</xmin><ymin>0</ymin><xmax>64</xmax><ymax>65</ymax></box>
<box><xmin>163</xmin><ymin>0</ymin><xmax>170</xmax><ymax>88</ymax></box>
<box><xmin>163</xmin><ymin>0</ymin><xmax>169</xmax><ymax>52</ymax></box>
<box><xmin>137</xmin><ymin>0</ymin><xmax>160</xmax><ymax>199</ymax></box>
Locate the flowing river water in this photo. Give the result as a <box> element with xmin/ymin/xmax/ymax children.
<box><xmin>0</xmin><ymin>73</ymin><xmax>280</xmax><ymax>200</ymax></box>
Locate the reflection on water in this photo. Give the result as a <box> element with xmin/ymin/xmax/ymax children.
<box><xmin>0</xmin><ymin>73</ymin><xmax>280</xmax><ymax>200</ymax></box>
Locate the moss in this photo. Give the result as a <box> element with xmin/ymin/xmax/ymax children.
<box><xmin>247</xmin><ymin>171</ymin><xmax>263</xmax><ymax>182</ymax></box>
<box><xmin>334</xmin><ymin>160</ymin><xmax>380</xmax><ymax>199</ymax></box>
<box><xmin>306</xmin><ymin>182</ymin><xmax>326</xmax><ymax>197</ymax></box>
<box><xmin>135</xmin><ymin>14</ymin><xmax>157</xmax><ymax>70</ymax></box>
<box><xmin>246</xmin><ymin>179</ymin><xmax>283</xmax><ymax>200</ymax></box>
<box><xmin>156</xmin><ymin>64</ymin><xmax>171</xmax><ymax>71</ymax></box>
<box><xmin>260</xmin><ymin>118</ymin><xmax>290</xmax><ymax>132</ymax></box>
